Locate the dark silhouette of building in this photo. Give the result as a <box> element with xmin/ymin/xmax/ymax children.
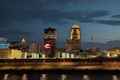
<box><xmin>9</xmin><ymin>41</ymin><xmax>20</xmax><ymax>49</ymax></box>
<box><xmin>19</xmin><ymin>36</ymin><xmax>29</xmax><ymax>52</ymax></box>
<box><xmin>43</xmin><ymin>27</ymin><xmax>57</xmax><ymax>58</ymax></box>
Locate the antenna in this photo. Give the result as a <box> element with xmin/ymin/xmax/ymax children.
<box><xmin>91</xmin><ymin>33</ymin><xmax>96</xmax><ymax>48</ymax></box>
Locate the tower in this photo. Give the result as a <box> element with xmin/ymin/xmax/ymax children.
<box><xmin>65</xmin><ymin>24</ymin><xmax>81</xmax><ymax>54</ymax></box>
<box><xmin>43</xmin><ymin>27</ymin><xmax>57</xmax><ymax>58</ymax></box>
<box><xmin>70</xmin><ymin>25</ymin><xmax>80</xmax><ymax>40</ymax></box>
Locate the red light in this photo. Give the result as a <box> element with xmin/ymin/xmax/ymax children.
<box><xmin>44</xmin><ymin>43</ymin><xmax>51</xmax><ymax>49</ymax></box>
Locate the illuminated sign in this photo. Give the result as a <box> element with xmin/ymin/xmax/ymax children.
<box><xmin>44</xmin><ymin>43</ymin><xmax>51</xmax><ymax>49</ymax></box>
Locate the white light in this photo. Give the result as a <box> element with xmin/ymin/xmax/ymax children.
<box><xmin>21</xmin><ymin>38</ymin><xmax>26</xmax><ymax>43</ymax></box>
<box><xmin>62</xmin><ymin>53</ymin><xmax>66</xmax><ymax>58</ymax></box>
<box><xmin>71</xmin><ymin>54</ymin><xmax>74</xmax><ymax>58</ymax></box>
<box><xmin>61</xmin><ymin>74</ymin><xmax>67</xmax><ymax>80</ymax></box>
<box><xmin>42</xmin><ymin>54</ymin><xmax>46</xmax><ymax>58</ymax></box>
<box><xmin>66</xmin><ymin>53</ymin><xmax>70</xmax><ymax>58</ymax></box>
<box><xmin>112</xmin><ymin>75</ymin><xmax>118</xmax><ymax>80</ymax></box>
<box><xmin>83</xmin><ymin>75</ymin><xmax>90</xmax><ymax>80</ymax></box>
<box><xmin>3</xmin><ymin>74</ymin><xmax>9</xmax><ymax>80</ymax></box>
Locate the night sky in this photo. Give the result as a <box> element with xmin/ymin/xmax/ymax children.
<box><xmin>1</xmin><ymin>0</ymin><xmax>120</xmax><ymax>45</ymax></box>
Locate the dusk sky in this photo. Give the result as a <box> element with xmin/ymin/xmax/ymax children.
<box><xmin>1</xmin><ymin>0</ymin><xmax>120</xmax><ymax>44</ymax></box>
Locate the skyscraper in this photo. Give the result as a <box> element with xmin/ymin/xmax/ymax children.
<box><xmin>70</xmin><ymin>25</ymin><xmax>80</xmax><ymax>40</ymax></box>
<box><xmin>65</xmin><ymin>24</ymin><xmax>81</xmax><ymax>54</ymax></box>
<box><xmin>43</xmin><ymin>27</ymin><xmax>57</xmax><ymax>58</ymax></box>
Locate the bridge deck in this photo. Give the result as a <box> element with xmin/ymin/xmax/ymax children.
<box><xmin>0</xmin><ymin>58</ymin><xmax>120</xmax><ymax>70</ymax></box>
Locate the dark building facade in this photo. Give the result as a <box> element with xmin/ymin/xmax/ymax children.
<box><xmin>43</xmin><ymin>27</ymin><xmax>57</xmax><ymax>57</ymax></box>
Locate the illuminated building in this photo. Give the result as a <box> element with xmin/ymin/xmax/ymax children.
<box><xmin>70</xmin><ymin>25</ymin><xmax>80</xmax><ymax>40</ymax></box>
<box><xmin>0</xmin><ymin>37</ymin><xmax>9</xmax><ymax>49</ymax></box>
<box><xmin>23</xmin><ymin>52</ymin><xmax>40</xmax><ymax>59</ymax></box>
<box><xmin>9</xmin><ymin>49</ymin><xmax>23</xmax><ymax>59</ymax></box>
<box><xmin>56</xmin><ymin>52</ymin><xmax>75</xmax><ymax>58</ymax></box>
<box><xmin>106</xmin><ymin>48</ymin><xmax>120</xmax><ymax>57</ymax></box>
<box><xmin>23</xmin><ymin>52</ymin><xmax>44</xmax><ymax>59</ymax></box>
<box><xmin>0</xmin><ymin>37</ymin><xmax>10</xmax><ymax>59</ymax></box>
<box><xmin>0</xmin><ymin>49</ymin><xmax>11</xmax><ymax>59</ymax></box>
<box><xmin>43</xmin><ymin>27</ymin><xmax>57</xmax><ymax>58</ymax></box>
<box><xmin>0</xmin><ymin>49</ymin><xmax>23</xmax><ymax>59</ymax></box>
<box><xmin>65</xmin><ymin>24</ymin><xmax>80</xmax><ymax>54</ymax></box>
<box><xmin>0</xmin><ymin>38</ymin><xmax>23</xmax><ymax>59</ymax></box>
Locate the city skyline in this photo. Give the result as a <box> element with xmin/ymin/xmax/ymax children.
<box><xmin>1</xmin><ymin>0</ymin><xmax>120</xmax><ymax>44</ymax></box>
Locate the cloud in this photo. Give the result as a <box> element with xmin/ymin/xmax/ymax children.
<box><xmin>62</xmin><ymin>10</ymin><xmax>109</xmax><ymax>23</ymax></box>
<box><xmin>31</xmin><ymin>10</ymin><xmax>109</xmax><ymax>24</ymax></box>
<box><xmin>0</xmin><ymin>0</ymin><xmax>110</xmax><ymax>23</ymax></box>
<box><xmin>0</xmin><ymin>9</ymin><xmax>109</xmax><ymax>29</ymax></box>
<box><xmin>96</xmin><ymin>20</ymin><xmax>120</xmax><ymax>25</ymax></box>
<box><xmin>112</xmin><ymin>15</ymin><xmax>120</xmax><ymax>18</ymax></box>
<box><xmin>0</xmin><ymin>0</ymin><xmax>113</xmax><ymax>42</ymax></box>
<box><xmin>0</xmin><ymin>29</ymin><xmax>31</xmax><ymax>39</ymax></box>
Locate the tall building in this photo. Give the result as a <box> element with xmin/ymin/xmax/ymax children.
<box><xmin>29</xmin><ymin>41</ymin><xmax>38</xmax><ymax>53</ymax></box>
<box><xmin>43</xmin><ymin>27</ymin><xmax>57</xmax><ymax>57</ymax></box>
<box><xmin>70</xmin><ymin>25</ymin><xmax>80</xmax><ymax>40</ymax></box>
<box><xmin>65</xmin><ymin>24</ymin><xmax>81</xmax><ymax>54</ymax></box>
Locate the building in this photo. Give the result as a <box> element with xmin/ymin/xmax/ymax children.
<box><xmin>106</xmin><ymin>48</ymin><xmax>120</xmax><ymax>57</ymax></box>
<box><xmin>65</xmin><ymin>24</ymin><xmax>81</xmax><ymax>54</ymax></box>
<box><xmin>0</xmin><ymin>37</ymin><xmax>9</xmax><ymax>49</ymax></box>
<box><xmin>43</xmin><ymin>27</ymin><xmax>57</xmax><ymax>58</ymax></box>
<box><xmin>29</xmin><ymin>41</ymin><xmax>38</xmax><ymax>53</ymax></box>
<box><xmin>0</xmin><ymin>37</ymin><xmax>10</xmax><ymax>59</ymax></box>
<box><xmin>9</xmin><ymin>49</ymin><xmax>23</xmax><ymax>59</ymax></box>
<box><xmin>0</xmin><ymin>49</ymin><xmax>11</xmax><ymax>59</ymax></box>
<box><xmin>19</xmin><ymin>36</ymin><xmax>29</xmax><ymax>52</ymax></box>
<box><xmin>9</xmin><ymin>41</ymin><xmax>20</xmax><ymax>49</ymax></box>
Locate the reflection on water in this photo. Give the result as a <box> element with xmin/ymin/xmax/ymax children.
<box><xmin>3</xmin><ymin>74</ymin><xmax>8</xmax><ymax>80</ymax></box>
<box><xmin>1</xmin><ymin>72</ymin><xmax>120</xmax><ymax>80</ymax></box>
<box><xmin>112</xmin><ymin>75</ymin><xmax>118</xmax><ymax>80</ymax></box>
<box><xmin>61</xmin><ymin>74</ymin><xmax>67</xmax><ymax>80</ymax></box>
<box><xmin>22</xmin><ymin>74</ymin><xmax>28</xmax><ymax>80</ymax></box>
<box><xmin>82</xmin><ymin>75</ymin><xmax>90</xmax><ymax>80</ymax></box>
<box><xmin>40</xmin><ymin>74</ymin><xmax>47</xmax><ymax>80</ymax></box>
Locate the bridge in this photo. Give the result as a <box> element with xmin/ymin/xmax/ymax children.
<box><xmin>0</xmin><ymin>58</ymin><xmax>120</xmax><ymax>71</ymax></box>
<box><xmin>0</xmin><ymin>58</ymin><xmax>120</xmax><ymax>80</ymax></box>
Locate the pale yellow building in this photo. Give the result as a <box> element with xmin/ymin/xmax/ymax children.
<box><xmin>107</xmin><ymin>48</ymin><xmax>120</xmax><ymax>57</ymax></box>
<box><xmin>9</xmin><ymin>49</ymin><xmax>23</xmax><ymax>59</ymax></box>
<box><xmin>0</xmin><ymin>49</ymin><xmax>23</xmax><ymax>59</ymax></box>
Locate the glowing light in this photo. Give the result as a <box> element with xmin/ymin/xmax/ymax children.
<box><xmin>44</xmin><ymin>43</ymin><xmax>51</xmax><ymax>49</ymax></box>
